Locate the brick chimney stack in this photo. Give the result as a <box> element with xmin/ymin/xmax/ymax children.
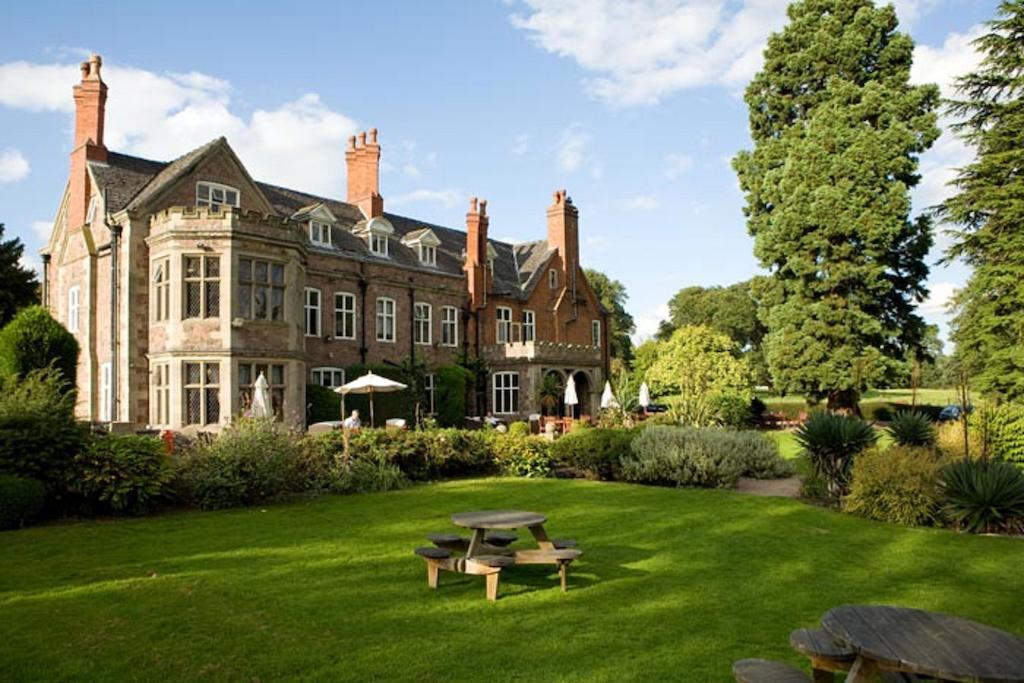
<box><xmin>546</xmin><ymin>189</ymin><xmax>578</xmax><ymax>278</ymax></box>
<box><xmin>346</xmin><ymin>128</ymin><xmax>383</xmax><ymax>219</ymax></box>
<box><xmin>69</xmin><ymin>54</ymin><xmax>108</xmax><ymax>232</ymax></box>
<box><xmin>465</xmin><ymin>196</ymin><xmax>489</xmax><ymax>310</ymax></box>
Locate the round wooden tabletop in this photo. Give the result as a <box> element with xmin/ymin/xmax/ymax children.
<box><xmin>822</xmin><ymin>605</ymin><xmax>1024</xmax><ymax>683</ymax></box>
<box><xmin>451</xmin><ymin>510</ymin><xmax>547</xmax><ymax>530</ymax></box>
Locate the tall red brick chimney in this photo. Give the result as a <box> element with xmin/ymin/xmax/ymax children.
<box><xmin>546</xmin><ymin>189</ymin><xmax>578</xmax><ymax>279</ymax></box>
<box><xmin>69</xmin><ymin>54</ymin><xmax>107</xmax><ymax>232</ymax></box>
<box><xmin>465</xmin><ymin>197</ymin><xmax>489</xmax><ymax>310</ymax></box>
<box><xmin>346</xmin><ymin>128</ymin><xmax>383</xmax><ymax>219</ymax></box>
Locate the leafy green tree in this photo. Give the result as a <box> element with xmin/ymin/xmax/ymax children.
<box><xmin>584</xmin><ymin>268</ymin><xmax>635</xmax><ymax>362</ymax></box>
<box><xmin>733</xmin><ymin>0</ymin><xmax>939</xmax><ymax>412</ymax></box>
<box><xmin>0</xmin><ymin>306</ymin><xmax>79</xmax><ymax>387</ymax></box>
<box><xmin>645</xmin><ymin>325</ymin><xmax>752</xmax><ymax>401</ymax></box>
<box><xmin>0</xmin><ymin>224</ymin><xmax>39</xmax><ymax>327</ymax></box>
<box><xmin>940</xmin><ymin>1</ymin><xmax>1024</xmax><ymax>401</ymax></box>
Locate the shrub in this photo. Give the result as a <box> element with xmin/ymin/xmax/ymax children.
<box><xmin>621</xmin><ymin>426</ymin><xmax>788</xmax><ymax>489</ymax></box>
<box><xmin>711</xmin><ymin>393</ymin><xmax>757</xmax><ymax>429</ymax></box>
<box><xmin>68</xmin><ymin>435</ymin><xmax>172</xmax><ymax>514</ymax></box>
<box><xmin>936</xmin><ymin>420</ymin><xmax>986</xmax><ymax>460</ymax></box>
<box><xmin>176</xmin><ymin>418</ymin><xmax>303</xmax><ymax>510</ymax></box>
<box><xmin>0</xmin><ymin>368</ymin><xmax>85</xmax><ymax>488</ymax></box>
<box><xmin>307</xmin><ymin>384</ymin><xmax>341</xmax><ymax>424</ymax></box>
<box><xmin>794</xmin><ymin>412</ymin><xmax>878</xmax><ymax>499</ymax></box>
<box><xmin>887</xmin><ymin>411</ymin><xmax>936</xmax><ymax>447</ymax></box>
<box><xmin>736</xmin><ymin>432</ymin><xmax>794</xmax><ymax>479</ymax></box>
<box><xmin>488</xmin><ymin>433</ymin><xmax>553</xmax><ymax>478</ymax></box>
<box><xmin>435</xmin><ymin>365</ymin><xmax>473</xmax><ymax>427</ymax></box>
<box><xmin>0</xmin><ymin>474</ymin><xmax>46</xmax><ymax>530</ymax></box>
<box><xmin>507</xmin><ymin>421</ymin><xmax>530</xmax><ymax>438</ymax></box>
<box><xmin>331</xmin><ymin>459</ymin><xmax>408</xmax><ymax>494</ymax></box>
<box><xmin>844</xmin><ymin>447</ymin><xmax>946</xmax><ymax>526</ymax></box>
<box><xmin>0</xmin><ymin>306</ymin><xmax>79</xmax><ymax>387</ymax></box>
<box><xmin>941</xmin><ymin>459</ymin><xmax>1024</xmax><ymax>534</ymax></box>
<box><xmin>552</xmin><ymin>428</ymin><xmax>637</xmax><ymax>480</ymax></box>
<box><xmin>979</xmin><ymin>403</ymin><xmax>1024</xmax><ymax>465</ymax></box>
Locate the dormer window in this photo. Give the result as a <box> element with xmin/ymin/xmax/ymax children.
<box><xmin>362</xmin><ymin>216</ymin><xmax>395</xmax><ymax>258</ymax></box>
<box><xmin>402</xmin><ymin>228</ymin><xmax>441</xmax><ymax>267</ymax></box>
<box><xmin>487</xmin><ymin>243</ymin><xmax>498</xmax><ymax>271</ymax></box>
<box><xmin>309</xmin><ymin>220</ymin><xmax>331</xmax><ymax>246</ymax></box>
<box><xmin>371</xmin><ymin>233</ymin><xmax>389</xmax><ymax>256</ymax></box>
<box><xmin>419</xmin><ymin>244</ymin><xmax>436</xmax><ymax>266</ymax></box>
<box><xmin>196</xmin><ymin>182</ymin><xmax>239</xmax><ymax>210</ymax></box>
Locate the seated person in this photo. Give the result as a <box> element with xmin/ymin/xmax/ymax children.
<box><xmin>342</xmin><ymin>409</ymin><xmax>362</xmax><ymax>429</ymax></box>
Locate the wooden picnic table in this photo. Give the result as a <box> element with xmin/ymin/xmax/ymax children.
<box><xmin>821</xmin><ymin>605</ymin><xmax>1024</xmax><ymax>682</ymax></box>
<box><xmin>451</xmin><ymin>510</ymin><xmax>553</xmax><ymax>558</ymax></box>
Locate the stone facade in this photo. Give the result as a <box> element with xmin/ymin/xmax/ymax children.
<box><xmin>41</xmin><ymin>55</ymin><xmax>610</xmax><ymax>431</ymax></box>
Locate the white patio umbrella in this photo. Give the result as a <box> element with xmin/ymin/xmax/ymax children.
<box><xmin>600</xmin><ymin>380</ymin><xmax>619</xmax><ymax>410</ymax></box>
<box><xmin>334</xmin><ymin>372</ymin><xmax>408</xmax><ymax>427</ymax></box>
<box><xmin>564</xmin><ymin>374</ymin><xmax>579</xmax><ymax>418</ymax></box>
<box><xmin>638</xmin><ymin>382</ymin><xmax>651</xmax><ymax>412</ymax></box>
<box><xmin>251</xmin><ymin>372</ymin><xmax>272</xmax><ymax>419</ymax></box>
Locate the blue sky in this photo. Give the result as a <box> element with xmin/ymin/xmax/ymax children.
<box><xmin>0</xmin><ymin>0</ymin><xmax>999</xmax><ymax>345</ymax></box>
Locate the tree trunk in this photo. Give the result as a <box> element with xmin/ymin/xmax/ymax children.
<box><xmin>826</xmin><ymin>388</ymin><xmax>861</xmax><ymax>417</ymax></box>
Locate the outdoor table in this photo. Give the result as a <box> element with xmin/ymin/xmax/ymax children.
<box><xmin>451</xmin><ymin>510</ymin><xmax>553</xmax><ymax>558</ymax></box>
<box><xmin>821</xmin><ymin>605</ymin><xmax>1024</xmax><ymax>682</ymax></box>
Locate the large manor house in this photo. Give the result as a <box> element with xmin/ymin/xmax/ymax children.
<box><xmin>41</xmin><ymin>55</ymin><xmax>609</xmax><ymax>430</ymax></box>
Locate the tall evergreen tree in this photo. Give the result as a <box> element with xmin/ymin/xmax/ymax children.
<box><xmin>733</xmin><ymin>0</ymin><xmax>939</xmax><ymax>411</ymax></box>
<box><xmin>940</xmin><ymin>1</ymin><xmax>1024</xmax><ymax>401</ymax></box>
<box><xmin>0</xmin><ymin>224</ymin><xmax>39</xmax><ymax>327</ymax></box>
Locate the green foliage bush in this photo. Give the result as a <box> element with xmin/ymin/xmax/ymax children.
<box><xmin>978</xmin><ymin>403</ymin><xmax>1024</xmax><ymax>465</ymax></box>
<box><xmin>307</xmin><ymin>384</ymin><xmax>341</xmax><ymax>424</ymax></box>
<box><xmin>435</xmin><ymin>365</ymin><xmax>472</xmax><ymax>427</ymax></box>
<box><xmin>887</xmin><ymin>411</ymin><xmax>937</xmax><ymax>447</ymax></box>
<box><xmin>176</xmin><ymin>418</ymin><xmax>304</xmax><ymax>510</ymax></box>
<box><xmin>844</xmin><ymin>447</ymin><xmax>946</xmax><ymax>526</ymax></box>
<box><xmin>0</xmin><ymin>306</ymin><xmax>79</xmax><ymax>387</ymax></box>
<box><xmin>795</xmin><ymin>412</ymin><xmax>878</xmax><ymax>499</ymax></box>
<box><xmin>941</xmin><ymin>459</ymin><xmax>1024</xmax><ymax>534</ymax></box>
<box><xmin>507</xmin><ymin>421</ymin><xmax>530</xmax><ymax>438</ymax></box>
<box><xmin>331</xmin><ymin>459</ymin><xmax>408</xmax><ymax>494</ymax></box>
<box><xmin>552</xmin><ymin>428</ymin><xmax>637</xmax><ymax>480</ymax></box>
<box><xmin>621</xmin><ymin>426</ymin><xmax>790</xmax><ymax>489</ymax></box>
<box><xmin>68</xmin><ymin>435</ymin><xmax>172</xmax><ymax>514</ymax></box>
<box><xmin>0</xmin><ymin>368</ymin><xmax>85</xmax><ymax>488</ymax></box>
<box><xmin>0</xmin><ymin>474</ymin><xmax>46</xmax><ymax>530</ymax></box>
<box><xmin>488</xmin><ymin>433</ymin><xmax>553</xmax><ymax>478</ymax></box>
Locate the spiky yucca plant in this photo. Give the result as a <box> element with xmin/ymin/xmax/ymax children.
<box><xmin>942</xmin><ymin>459</ymin><xmax>1024</xmax><ymax>534</ymax></box>
<box><xmin>794</xmin><ymin>411</ymin><xmax>878</xmax><ymax>500</ymax></box>
<box><xmin>887</xmin><ymin>411</ymin><xmax>937</xmax><ymax>447</ymax></box>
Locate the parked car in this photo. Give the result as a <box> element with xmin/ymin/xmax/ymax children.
<box><xmin>938</xmin><ymin>404</ymin><xmax>973</xmax><ymax>422</ymax></box>
<box><xmin>644</xmin><ymin>403</ymin><xmax>669</xmax><ymax>414</ymax></box>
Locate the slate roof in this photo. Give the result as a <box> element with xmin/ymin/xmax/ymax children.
<box><xmin>87</xmin><ymin>139</ymin><xmax>557</xmax><ymax>299</ymax></box>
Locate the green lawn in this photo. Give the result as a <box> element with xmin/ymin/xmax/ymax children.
<box><xmin>757</xmin><ymin>388</ymin><xmax>967</xmax><ymax>406</ymax></box>
<box><xmin>2</xmin><ymin>479</ymin><xmax>1022</xmax><ymax>682</ymax></box>
<box><xmin>766</xmin><ymin>428</ymin><xmax>892</xmax><ymax>461</ymax></box>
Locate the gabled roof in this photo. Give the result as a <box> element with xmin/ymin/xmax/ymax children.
<box><xmin>88</xmin><ymin>139</ymin><xmax>556</xmax><ymax>299</ymax></box>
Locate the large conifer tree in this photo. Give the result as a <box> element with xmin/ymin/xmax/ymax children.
<box><xmin>941</xmin><ymin>1</ymin><xmax>1024</xmax><ymax>401</ymax></box>
<box><xmin>0</xmin><ymin>223</ymin><xmax>39</xmax><ymax>327</ymax></box>
<box><xmin>733</xmin><ymin>0</ymin><xmax>939</xmax><ymax>411</ymax></box>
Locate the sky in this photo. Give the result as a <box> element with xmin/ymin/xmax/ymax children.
<box><xmin>0</xmin><ymin>0</ymin><xmax>1000</xmax><ymax>347</ymax></box>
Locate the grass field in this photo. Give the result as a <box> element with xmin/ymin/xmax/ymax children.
<box><xmin>757</xmin><ymin>388</ymin><xmax>968</xmax><ymax>407</ymax></box>
<box><xmin>2</xmin><ymin>478</ymin><xmax>1022</xmax><ymax>682</ymax></box>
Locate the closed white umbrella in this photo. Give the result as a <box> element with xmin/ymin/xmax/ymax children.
<box><xmin>600</xmin><ymin>380</ymin><xmax>619</xmax><ymax>410</ymax></box>
<box><xmin>251</xmin><ymin>372</ymin><xmax>272</xmax><ymax>419</ymax></box>
<box><xmin>564</xmin><ymin>374</ymin><xmax>579</xmax><ymax>418</ymax></box>
<box><xmin>638</xmin><ymin>382</ymin><xmax>651</xmax><ymax>411</ymax></box>
<box><xmin>334</xmin><ymin>372</ymin><xmax>408</xmax><ymax>427</ymax></box>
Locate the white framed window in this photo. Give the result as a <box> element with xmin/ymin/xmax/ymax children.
<box><xmin>592</xmin><ymin>319</ymin><xmax>601</xmax><ymax>347</ymax></box>
<box><xmin>309</xmin><ymin>220</ymin><xmax>331</xmax><ymax>246</ymax></box>
<box><xmin>239</xmin><ymin>363</ymin><xmax>284</xmax><ymax>419</ymax></box>
<box><xmin>152</xmin><ymin>362</ymin><xmax>170</xmax><ymax>427</ymax></box>
<box><xmin>86</xmin><ymin>196</ymin><xmax>99</xmax><ymax>225</ymax></box>
<box><xmin>376</xmin><ymin>297</ymin><xmax>396</xmax><ymax>342</ymax></box>
<box><xmin>100</xmin><ymin>362</ymin><xmax>112</xmax><ymax>422</ymax></box>
<box><xmin>334</xmin><ymin>292</ymin><xmax>356</xmax><ymax>340</ymax></box>
<box><xmin>196</xmin><ymin>182</ymin><xmax>239</xmax><ymax>210</ymax></box>
<box><xmin>414</xmin><ymin>302</ymin><xmax>432</xmax><ymax>345</ymax></box>
<box><xmin>496</xmin><ymin>306</ymin><xmax>512</xmax><ymax>344</ymax></box>
<box><xmin>238</xmin><ymin>258</ymin><xmax>285</xmax><ymax>321</ymax></box>
<box><xmin>305</xmin><ymin>288</ymin><xmax>321</xmax><ymax>337</ymax></box>
<box><xmin>523</xmin><ymin>310</ymin><xmax>536</xmax><ymax>342</ymax></box>
<box><xmin>153</xmin><ymin>258</ymin><xmax>170</xmax><ymax>322</ymax></box>
<box><xmin>184</xmin><ymin>361</ymin><xmax>220</xmax><ymax>426</ymax></box>
<box><xmin>311</xmin><ymin>367</ymin><xmax>345</xmax><ymax>388</ymax></box>
<box><xmin>492</xmin><ymin>372</ymin><xmax>519</xmax><ymax>415</ymax></box>
<box><xmin>441</xmin><ymin>306</ymin><xmax>459</xmax><ymax>347</ymax></box>
<box><xmin>67</xmin><ymin>286</ymin><xmax>80</xmax><ymax>332</ymax></box>
<box><xmin>425</xmin><ymin>373</ymin><xmax>436</xmax><ymax>415</ymax></box>
<box><xmin>419</xmin><ymin>244</ymin><xmax>437</xmax><ymax>266</ymax></box>
<box><xmin>371</xmin><ymin>233</ymin><xmax>389</xmax><ymax>256</ymax></box>
<box><xmin>184</xmin><ymin>255</ymin><xmax>220</xmax><ymax>319</ymax></box>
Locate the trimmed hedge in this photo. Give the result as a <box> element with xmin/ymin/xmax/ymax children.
<box><xmin>435</xmin><ymin>365</ymin><xmax>473</xmax><ymax>427</ymax></box>
<box><xmin>553</xmin><ymin>427</ymin><xmax>637</xmax><ymax>480</ymax></box>
<box><xmin>0</xmin><ymin>306</ymin><xmax>79</xmax><ymax>387</ymax></box>
<box><xmin>0</xmin><ymin>474</ymin><xmax>45</xmax><ymax>530</ymax></box>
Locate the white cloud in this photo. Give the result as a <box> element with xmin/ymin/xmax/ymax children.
<box><xmin>920</xmin><ymin>281</ymin><xmax>958</xmax><ymax>316</ymax></box>
<box><xmin>511</xmin><ymin>133</ymin><xmax>530</xmax><ymax>156</ymax></box>
<box><xmin>511</xmin><ymin>0</ymin><xmax>792</xmax><ymax>106</ymax></box>
<box><xmin>633</xmin><ymin>303</ymin><xmax>669</xmax><ymax>342</ymax></box>
<box><xmin>664</xmin><ymin>152</ymin><xmax>694</xmax><ymax>180</ymax></box>
<box><xmin>890</xmin><ymin>0</ymin><xmax>943</xmax><ymax>28</ymax></box>
<box><xmin>0</xmin><ymin>148</ymin><xmax>29</xmax><ymax>183</ymax></box>
<box><xmin>388</xmin><ymin>188</ymin><xmax>463</xmax><ymax>209</ymax></box>
<box><xmin>0</xmin><ymin>59</ymin><xmax>358</xmax><ymax>196</ymax></box>
<box><xmin>556</xmin><ymin>122</ymin><xmax>591</xmax><ymax>172</ymax></box>
<box><xmin>31</xmin><ymin>220</ymin><xmax>52</xmax><ymax>241</ymax></box>
<box><xmin>624</xmin><ymin>194</ymin><xmax>660</xmax><ymax>211</ymax></box>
